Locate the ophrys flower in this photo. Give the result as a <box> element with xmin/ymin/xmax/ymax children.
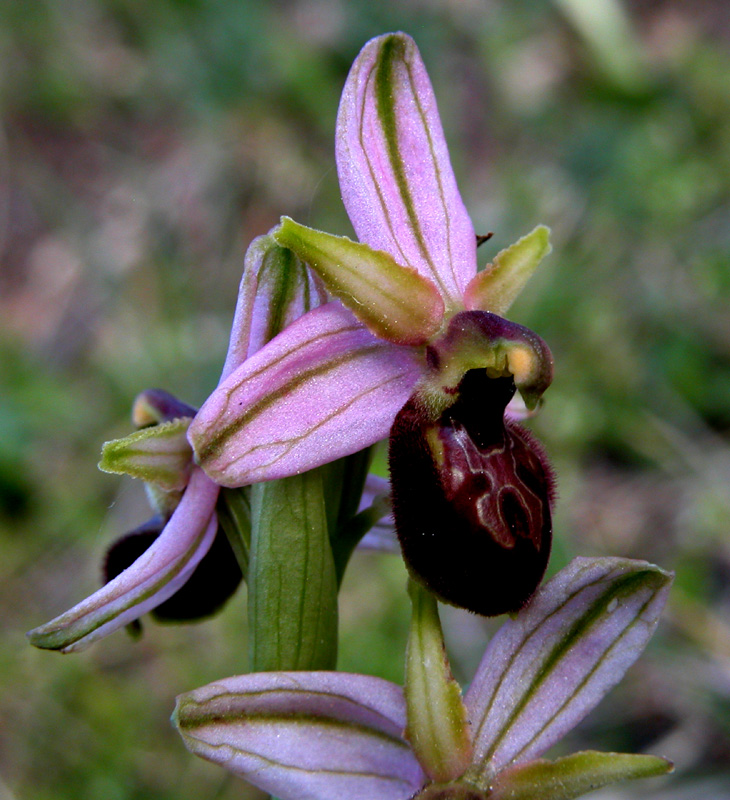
<box><xmin>190</xmin><ymin>33</ymin><xmax>555</xmax><ymax>615</ymax></box>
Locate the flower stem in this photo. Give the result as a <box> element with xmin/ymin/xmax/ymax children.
<box><xmin>217</xmin><ymin>487</ymin><xmax>252</xmax><ymax>578</ymax></box>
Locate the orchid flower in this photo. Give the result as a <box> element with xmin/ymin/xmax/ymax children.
<box><xmin>30</xmin><ymin>31</ymin><xmax>553</xmax><ymax>649</ymax></box>
<box><xmin>28</xmin><ymin>236</ymin><xmax>327</xmax><ymax>652</ymax></box>
<box><xmin>189</xmin><ymin>32</ymin><xmax>555</xmax><ymax>616</ymax></box>
<box><xmin>174</xmin><ymin>557</ymin><xmax>674</xmax><ymax>800</ymax></box>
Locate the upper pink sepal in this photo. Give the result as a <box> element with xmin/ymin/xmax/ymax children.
<box><xmin>336</xmin><ymin>33</ymin><xmax>476</xmax><ymax>308</ymax></box>
<box><xmin>189</xmin><ymin>302</ymin><xmax>423</xmax><ymax>487</ymax></box>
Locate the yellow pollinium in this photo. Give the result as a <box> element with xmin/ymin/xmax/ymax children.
<box><xmin>506</xmin><ymin>345</ymin><xmax>538</xmax><ymax>386</ymax></box>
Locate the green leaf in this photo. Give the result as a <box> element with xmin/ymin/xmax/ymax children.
<box><xmin>99</xmin><ymin>417</ymin><xmax>193</xmax><ymax>491</ymax></box>
<box><xmin>248</xmin><ymin>468</ymin><xmax>338</xmax><ymax>670</ymax></box>
<box><xmin>405</xmin><ymin>580</ymin><xmax>473</xmax><ymax>782</ymax></box>
<box><xmin>464</xmin><ymin>226</ymin><xmax>551</xmax><ymax>316</ymax></box>
<box><xmin>489</xmin><ymin>750</ymin><xmax>673</xmax><ymax>800</ymax></box>
<box><xmin>273</xmin><ymin>216</ymin><xmax>444</xmax><ymax>345</ymax></box>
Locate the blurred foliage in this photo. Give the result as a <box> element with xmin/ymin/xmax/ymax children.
<box><xmin>2</xmin><ymin>0</ymin><xmax>730</xmax><ymax>798</ymax></box>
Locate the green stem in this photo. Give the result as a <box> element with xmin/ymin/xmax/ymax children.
<box><xmin>217</xmin><ymin>487</ymin><xmax>252</xmax><ymax>578</ymax></box>
<box><xmin>248</xmin><ymin>469</ymin><xmax>338</xmax><ymax>671</ymax></box>
<box><xmin>324</xmin><ymin>447</ymin><xmax>374</xmax><ymax>584</ymax></box>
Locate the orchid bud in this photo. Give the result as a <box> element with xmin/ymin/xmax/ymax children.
<box><xmin>389</xmin><ymin>311</ymin><xmax>555</xmax><ymax>616</ymax></box>
<box><xmin>132</xmin><ymin>388</ymin><xmax>197</xmax><ymax>428</ymax></box>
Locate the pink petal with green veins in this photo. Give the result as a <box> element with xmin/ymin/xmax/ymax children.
<box><xmin>337</xmin><ymin>32</ymin><xmax>477</xmax><ymax>308</ymax></box>
<box><xmin>28</xmin><ymin>468</ymin><xmax>219</xmax><ymax>653</ymax></box>
<box><xmin>189</xmin><ymin>302</ymin><xmax>423</xmax><ymax>487</ymax></box>
<box><xmin>174</xmin><ymin>671</ymin><xmax>426</xmax><ymax>800</ymax></box>
<box><xmin>464</xmin><ymin>226</ymin><xmax>552</xmax><ymax>317</ymax></box>
<box><xmin>464</xmin><ymin>558</ymin><xmax>672</xmax><ymax>782</ymax></box>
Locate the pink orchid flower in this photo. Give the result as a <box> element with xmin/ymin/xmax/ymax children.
<box><xmin>189</xmin><ymin>32</ymin><xmax>555</xmax><ymax>615</ymax></box>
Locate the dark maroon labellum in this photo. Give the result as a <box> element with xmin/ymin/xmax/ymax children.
<box><xmin>103</xmin><ymin>516</ymin><xmax>243</xmax><ymax>630</ymax></box>
<box><xmin>389</xmin><ymin>371</ymin><xmax>554</xmax><ymax>616</ymax></box>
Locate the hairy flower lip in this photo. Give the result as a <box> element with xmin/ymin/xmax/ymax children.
<box><xmin>389</xmin><ymin>367</ymin><xmax>554</xmax><ymax>616</ymax></box>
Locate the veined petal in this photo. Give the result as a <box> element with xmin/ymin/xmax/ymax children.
<box><xmin>190</xmin><ymin>302</ymin><xmax>423</xmax><ymax>487</ymax></box>
<box><xmin>336</xmin><ymin>32</ymin><xmax>476</xmax><ymax>307</ymax></box>
<box><xmin>489</xmin><ymin>750</ymin><xmax>673</xmax><ymax>800</ymax></box>
<box><xmin>222</xmin><ymin>232</ymin><xmax>328</xmax><ymax>380</ymax></box>
<box><xmin>463</xmin><ymin>226</ymin><xmax>552</xmax><ymax>317</ymax></box>
<box><xmin>464</xmin><ymin>558</ymin><xmax>672</xmax><ymax>780</ymax></box>
<box><xmin>28</xmin><ymin>468</ymin><xmax>219</xmax><ymax>652</ymax></box>
<box><xmin>274</xmin><ymin>217</ymin><xmax>444</xmax><ymax>345</ymax></box>
<box><xmin>174</xmin><ymin>671</ymin><xmax>426</xmax><ymax>800</ymax></box>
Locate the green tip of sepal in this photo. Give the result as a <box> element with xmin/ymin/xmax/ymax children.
<box><xmin>99</xmin><ymin>417</ymin><xmax>194</xmax><ymax>492</ymax></box>
<box><xmin>464</xmin><ymin>225</ymin><xmax>552</xmax><ymax>316</ymax></box>
<box><xmin>488</xmin><ymin>751</ymin><xmax>673</xmax><ymax>800</ymax></box>
<box><xmin>273</xmin><ymin>216</ymin><xmax>444</xmax><ymax>345</ymax></box>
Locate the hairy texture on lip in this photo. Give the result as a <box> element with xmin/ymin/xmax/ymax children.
<box><xmin>389</xmin><ymin>373</ymin><xmax>554</xmax><ymax>616</ymax></box>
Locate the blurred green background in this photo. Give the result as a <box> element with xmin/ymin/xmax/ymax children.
<box><xmin>2</xmin><ymin>0</ymin><xmax>730</xmax><ymax>798</ymax></box>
